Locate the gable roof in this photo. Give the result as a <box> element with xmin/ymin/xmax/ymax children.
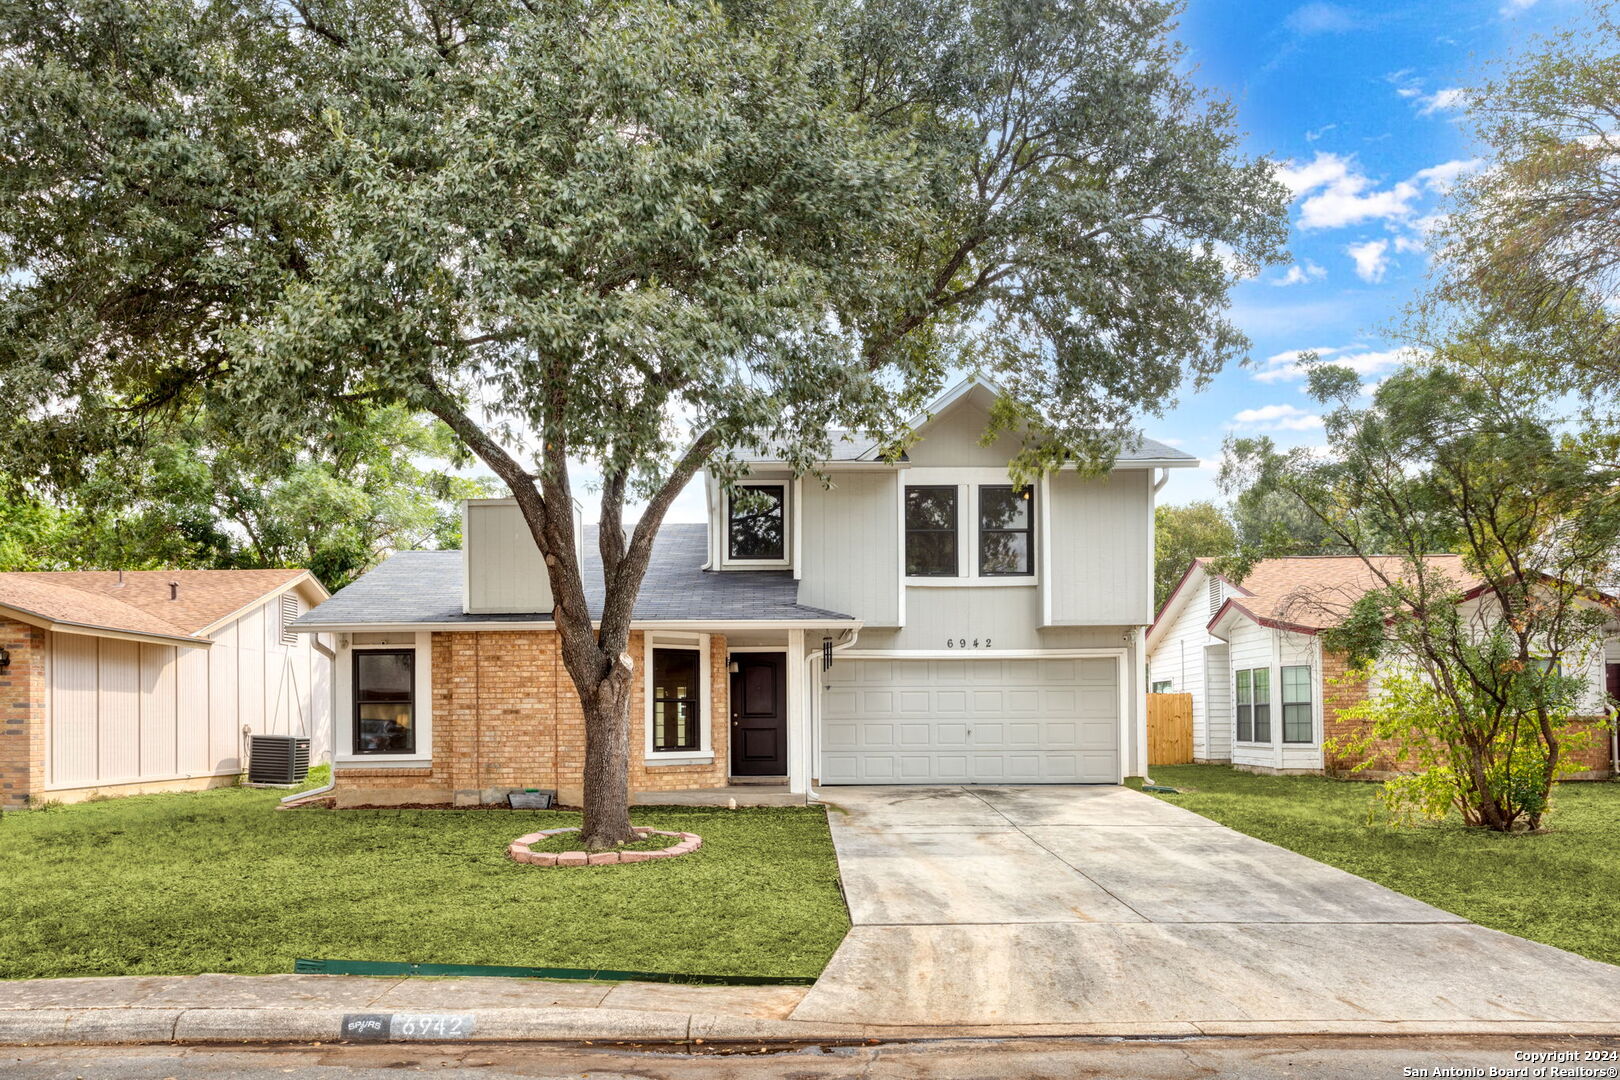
<box><xmin>0</xmin><ymin>569</ymin><xmax>325</xmax><ymax>646</ymax></box>
<box><xmin>1207</xmin><ymin>554</ymin><xmax>1480</xmax><ymax>637</ymax></box>
<box><xmin>736</xmin><ymin>377</ymin><xmax>1197</xmax><ymax>469</ymax></box>
<box><xmin>293</xmin><ymin>523</ymin><xmax>857</xmax><ymax>629</ymax></box>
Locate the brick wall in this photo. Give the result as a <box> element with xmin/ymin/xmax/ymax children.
<box><xmin>1322</xmin><ymin>647</ymin><xmax>1612</xmax><ymax>780</ymax></box>
<box><xmin>334</xmin><ymin>630</ymin><xmax>733</xmax><ymax>806</ymax></box>
<box><xmin>0</xmin><ymin>618</ymin><xmax>46</xmax><ymax>808</ymax></box>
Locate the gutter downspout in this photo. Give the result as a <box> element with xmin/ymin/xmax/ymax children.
<box><xmin>807</xmin><ymin>626</ymin><xmax>861</xmax><ymax>805</ymax></box>
<box><xmin>282</xmin><ymin>634</ymin><xmax>338</xmax><ymax>805</ymax></box>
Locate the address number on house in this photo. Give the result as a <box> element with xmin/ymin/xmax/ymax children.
<box><xmin>945</xmin><ymin>638</ymin><xmax>993</xmax><ymax>648</ymax></box>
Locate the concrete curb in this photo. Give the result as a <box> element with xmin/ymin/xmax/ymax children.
<box><xmin>6</xmin><ymin>1006</ymin><xmax>1620</xmax><ymax>1046</ymax></box>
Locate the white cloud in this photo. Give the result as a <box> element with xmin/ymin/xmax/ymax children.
<box><xmin>1417</xmin><ymin>88</ymin><xmax>1467</xmax><ymax>116</ymax></box>
<box><xmin>1501</xmin><ymin>0</ymin><xmax>1537</xmax><ymax>14</ymax></box>
<box><xmin>1273</xmin><ymin>261</ymin><xmax>1328</xmax><ymax>286</ymax></box>
<box><xmin>1276</xmin><ymin>152</ymin><xmax>1422</xmax><ymax>229</ymax></box>
<box><xmin>1252</xmin><ymin>345</ymin><xmax>1424</xmax><ymax>384</ymax></box>
<box><xmin>1347</xmin><ymin>239</ymin><xmax>1390</xmax><ymax>282</ymax></box>
<box><xmin>1304</xmin><ymin>123</ymin><xmax>1337</xmax><ymax>143</ymax></box>
<box><xmin>1392</xmin><ymin>234</ymin><xmax>1425</xmax><ymax>255</ymax></box>
<box><xmin>1413</xmin><ymin>158</ymin><xmax>1483</xmax><ymax>192</ymax></box>
<box><xmin>1230</xmin><ymin>404</ymin><xmax>1325</xmax><ymax>432</ymax></box>
<box><xmin>1285</xmin><ymin>3</ymin><xmax>1360</xmax><ymax>34</ymax></box>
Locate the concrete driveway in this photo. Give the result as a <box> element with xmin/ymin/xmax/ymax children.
<box><xmin>791</xmin><ymin>785</ymin><xmax>1620</xmax><ymax>1032</ymax></box>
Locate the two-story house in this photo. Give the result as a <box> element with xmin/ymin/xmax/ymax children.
<box><xmin>291</xmin><ymin>379</ymin><xmax>1196</xmax><ymax>806</ymax></box>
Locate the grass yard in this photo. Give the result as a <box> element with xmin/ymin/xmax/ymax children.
<box><xmin>0</xmin><ymin>769</ymin><xmax>850</xmax><ymax>981</ymax></box>
<box><xmin>1138</xmin><ymin>764</ymin><xmax>1620</xmax><ymax>966</ymax></box>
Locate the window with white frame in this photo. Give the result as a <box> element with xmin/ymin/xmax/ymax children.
<box><xmin>1236</xmin><ymin>666</ymin><xmax>1271</xmax><ymax>743</ymax></box>
<box><xmin>1151</xmin><ymin>679</ymin><xmax>1173</xmax><ymax>693</ymax></box>
<box><xmin>904</xmin><ymin>475</ymin><xmax>1040</xmax><ymax>583</ymax></box>
<box><xmin>726</xmin><ymin>484</ymin><xmax>787</xmax><ymax>563</ymax></box>
<box><xmin>1281</xmin><ymin>664</ymin><xmax>1313</xmax><ymax>743</ymax></box>
<box><xmin>353</xmin><ymin>649</ymin><xmax>416</xmax><ymax>755</ymax></box>
<box><xmin>645</xmin><ymin>634</ymin><xmax>710</xmax><ymax>758</ymax></box>
<box><xmin>904</xmin><ymin>486</ymin><xmax>959</xmax><ymax>577</ymax></box>
<box><xmin>978</xmin><ymin>486</ymin><xmax>1033</xmax><ymax>576</ymax></box>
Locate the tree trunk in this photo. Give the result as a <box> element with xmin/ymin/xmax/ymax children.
<box><xmin>579</xmin><ymin>651</ymin><xmax>637</xmax><ymax>849</ymax></box>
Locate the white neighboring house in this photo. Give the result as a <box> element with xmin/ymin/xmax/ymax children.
<box><xmin>0</xmin><ymin>569</ymin><xmax>331</xmax><ymax>806</ymax></box>
<box><xmin>1145</xmin><ymin>556</ymin><xmax>1620</xmax><ymax>776</ymax></box>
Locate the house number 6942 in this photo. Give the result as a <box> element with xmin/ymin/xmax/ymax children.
<box><xmin>946</xmin><ymin>638</ymin><xmax>991</xmax><ymax>648</ymax></box>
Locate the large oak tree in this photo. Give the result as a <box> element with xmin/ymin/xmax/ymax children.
<box><xmin>0</xmin><ymin>0</ymin><xmax>1286</xmax><ymax>845</ymax></box>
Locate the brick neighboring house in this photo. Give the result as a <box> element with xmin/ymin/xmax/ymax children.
<box><xmin>289</xmin><ymin>378</ymin><xmax>1200</xmax><ymax>807</ymax></box>
<box><xmin>1145</xmin><ymin>556</ymin><xmax>1619</xmax><ymax>778</ymax></box>
<box><xmin>0</xmin><ymin>570</ymin><xmax>331</xmax><ymax>807</ymax></box>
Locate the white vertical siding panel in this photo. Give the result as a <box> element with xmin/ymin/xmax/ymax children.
<box><xmin>1204</xmin><ymin>645</ymin><xmax>1232</xmax><ymax>760</ymax></box>
<box><xmin>1227</xmin><ymin>623</ymin><xmax>1275</xmax><ymax>771</ymax></box>
<box><xmin>796</xmin><ymin>473</ymin><xmax>901</xmax><ymax>626</ymax></box>
<box><xmin>138</xmin><ymin>644</ymin><xmax>178</xmax><ymax>778</ymax></box>
<box><xmin>48</xmin><ymin>633</ymin><xmax>99</xmax><ymax>786</ymax></box>
<box><xmin>1047</xmin><ymin>470</ymin><xmax>1152</xmax><ymax>625</ymax></box>
<box><xmin>236</xmin><ymin>608</ymin><xmax>265</xmax><ymax>738</ymax></box>
<box><xmin>97</xmin><ymin>639</ymin><xmax>142</xmax><ymax>782</ymax></box>
<box><xmin>176</xmin><ymin>645</ymin><xmax>211</xmax><ymax>774</ymax></box>
<box><xmin>209</xmin><ymin>620</ymin><xmax>241</xmax><ymax>771</ymax></box>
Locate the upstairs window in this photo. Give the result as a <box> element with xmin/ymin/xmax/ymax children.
<box><xmin>904</xmin><ymin>486</ymin><xmax>958</xmax><ymax>577</ymax></box>
<box><xmin>353</xmin><ymin>650</ymin><xmax>415</xmax><ymax>755</ymax></box>
<box><xmin>652</xmin><ymin>647</ymin><xmax>702</xmax><ymax>753</ymax></box>
<box><xmin>1282</xmin><ymin>664</ymin><xmax>1312</xmax><ymax>743</ymax></box>
<box><xmin>727</xmin><ymin>485</ymin><xmax>786</xmax><ymax>562</ymax></box>
<box><xmin>979</xmin><ymin>486</ymin><xmax>1033</xmax><ymax>576</ymax></box>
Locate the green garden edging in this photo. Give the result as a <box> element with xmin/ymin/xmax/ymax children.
<box><xmin>295</xmin><ymin>957</ymin><xmax>817</xmax><ymax>986</ymax></box>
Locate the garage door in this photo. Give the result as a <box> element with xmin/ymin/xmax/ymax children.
<box><xmin>819</xmin><ymin>657</ymin><xmax>1120</xmax><ymax>784</ymax></box>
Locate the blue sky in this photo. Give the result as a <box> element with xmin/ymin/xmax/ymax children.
<box><xmin>1154</xmin><ymin>0</ymin><xmax>1590</xmax><ymax>506</ymax></box>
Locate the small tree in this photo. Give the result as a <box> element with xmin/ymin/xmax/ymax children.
<box><xmin>1226</xmin><ymin>347</ymin><xmax>1620</xmax><ymax>831</ymax></box>
<box><xmin>1153</xmin><ymin>501</ymin><xmax>1236</xmax><ymax>608</ymax></box>
<box><xmin>0</xmin><ymin>0</ymin><xmax>1286</xmax><ymax>845</ymax></box>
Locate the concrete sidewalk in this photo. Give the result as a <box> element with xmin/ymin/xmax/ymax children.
<box><xmin>3</xmin><ymin>972</ymin><xmax>1619</xmax><ymax>1047</ymax></box>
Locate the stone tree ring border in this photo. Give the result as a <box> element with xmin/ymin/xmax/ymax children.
<box><xmin>507</xmin><ymin>827</ymin><xmax>702</xmax><ymax>867</ymax></box>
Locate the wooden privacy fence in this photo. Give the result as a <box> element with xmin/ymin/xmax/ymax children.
<box><xmin>1147</xmin><ymin>693</ymin><xmax>1194</xmax><ymax>765</ymax></box>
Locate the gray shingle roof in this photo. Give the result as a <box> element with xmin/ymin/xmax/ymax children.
<box><xmin>294</xmin><ymin>523</ymin><xmax>854</xmax><ymax>628</ymax></box>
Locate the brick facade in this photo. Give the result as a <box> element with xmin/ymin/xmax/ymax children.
<box><xmin>1321</xmin><ymin>647</ymin><xmax>1612</xmax><ymax>780</ymax></box>
<box><xmin>0</xmin><ymin>617</ymin><xmax>46</xmax><ymax>808</ymax></box>
<box><xmin>333</xmin><ymin>630</ymin><xmax>734</xmax><ymax>807</ymax></box>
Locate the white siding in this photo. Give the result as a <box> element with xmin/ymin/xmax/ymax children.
<box><xmin>1046</xmin><ymin>469</ymin><xmax>1153</xmax><ymax>626</ymax></box>
<box><xmin>44</xmin><ymin>590</ymin><xmax>332</xmax><ymax>793</ymax></box>
<box><xmin>1227</xmin><ymin>624</ymin><xmax>1324</xmax><ymax>773</ymax></box>
<box><xmin>1145</xmin><ymin>570</ymin><xmax>1229</xmax><ymax>761</ymax></box>
<box><xmin>796</xmin><ymin>472</ymin><xmax>901</xmax><ymax>626</ymax></box>
<box><xmin>1204</xmin><ymin>644</ymin><xmax>1231</xmax><ymax>761</ymax></box>
<box><xmin>463</xmin><ymin>499</ymin><xmax>583</xmax><ymax>615</ymax></box>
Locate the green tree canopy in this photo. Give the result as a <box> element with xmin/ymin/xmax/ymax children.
<box><xmin>0</xmin><ymin>0</ymin><xmax>1287</xmax><ymax>844</ymax></box>
<box><xmin>1153</xmin><ymin>501</ymin><xmax>1236</xmax><ymax>609</ymax></box>
<box><xmin>0</xmin><ymin>408</ymin><xmax>490</xmax><ymax>590</ymax></box>
<box><xmin>1227</xmin><ymin>340</ymin><xmax>1620</xmax><ymax>831</ymax></box>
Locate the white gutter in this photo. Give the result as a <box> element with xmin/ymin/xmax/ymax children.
<box><xmin>807</xmin><ymin>626</ymin><xmax>862</xmax><ymax>806</ymax></box>
<box><xmin>1152</xmin><ymin>467</ymin><xmax>1171</xmax><ymax>494</ymax></box>
<box><xmin>282</xmin><ymin>634</ymin><xmax>338</xmax><ymax>805</ymax></box>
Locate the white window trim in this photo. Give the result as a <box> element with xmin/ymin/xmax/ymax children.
<box><xmin>336</xmin><ymin>631</ymin><xmax>434</xmax><ymax>765</ymax></box>
<box><xmin>1233</xmin><ymin>663</ymin><xmax>1274</xmax><ymax>747</ymax></box>
<box><xmin>644</xmin><ymin>631</ymin><xmax>714</xmax><ymax>764</ymax></box>
<box><xmin>719</xmin><ymin>483</ymin><xmax>792</xmax><ymax>570</ymax></box>
<box><xmin>902</xmin><ymin>468</ymin><xmax>1039</xmax><ymax>588</ymax></box>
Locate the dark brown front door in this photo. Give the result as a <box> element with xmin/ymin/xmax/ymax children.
<box><xmin>730</xmin><ymin>654</ymin><xmax>787</xmax><ymax>776</ymax></box>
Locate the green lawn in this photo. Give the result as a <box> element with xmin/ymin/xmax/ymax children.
<box><xmin>1138</xmin><ymin>764</ymin><xmax>1620</xmax><ymax>965</ymax></box>
<box><xmin>0</xmin><ymin>770</ymin><xmax>850</xmax><ymax>981</ymax></box>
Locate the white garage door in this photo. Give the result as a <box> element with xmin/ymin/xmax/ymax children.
<box><xmin>819</xmin><ymin>657</ymin><xmax>1120</xmax><ymax>784</ymax></box>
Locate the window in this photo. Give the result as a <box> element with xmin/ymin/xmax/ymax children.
<box><xmin>652</xmin><ymin>647</ymin><xmax>702</xmax><ymax>753</ymax></box>
<box><xmin>1236</xmin><ymin>666</ymin><xmax>1271</xmax><ymax>743</ymax></box>
<box><xmin>279</xmin><ymin>593</ymin><xmax>299</xmax><ymax>646</ymax></box>
<box><xmin>1282</xmin><ymin>664</ymin><xmax>1312</xmax><ymax>743</ymax></box>
<box><xmin>727</xmin><ymin>485</ymin><xmax>786</xmax><ymax>561</ymax></box>
<box><xmin>353</xmin><ymin>650</ymin><xmax>415</xmax><ymax>755</ymax></box>
<box><xmin>904</xmin><ymin>486</ymin><xmax>958</xmax><ymax>577</ymax></box>
<box><xmin>1252</xmin><ymin>666</ymin><xmax>1271</xmax><ymax>743</ymax></box>
<box><xmin>1151</xmin><ymin>679</ymin><xmax>1173</xmax><ymax>693</ymax></box>
<box><xmin>979</xmin><ymin>486</ymin><xmax>1033</xmax><ymax>576</ymax></box>
<box><xmin>1235</xmin><ymin>669</ymin><xmax>1252</xmax><ymax>742</ymax></box>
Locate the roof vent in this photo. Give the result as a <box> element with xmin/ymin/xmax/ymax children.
<box><xmin>1208</xmin><ymin>578</ymin><xmax>1223</xmax><ymax>617</ymax></box>
<box><xmin>169</xmin><ymin>581</ymin><xmax>180</xmax><ymax>601</ymax></box>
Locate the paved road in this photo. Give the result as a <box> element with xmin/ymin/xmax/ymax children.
<box><xmin>6</xmin><ymin>1036</ymin><xmax>1619</xmax><ymax>1079</ymax></box>
<box><xmin>794</xmin><ymin>785</ymin><xmax>1620</xmax><ymax>1029</ymax></box>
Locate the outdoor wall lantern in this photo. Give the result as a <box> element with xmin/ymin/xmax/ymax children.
<box><xmin>0</xmin><ymin>646</ymin><xmax>10</xmax><ymax>670</ymax></box>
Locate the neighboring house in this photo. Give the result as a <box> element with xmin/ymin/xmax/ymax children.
<box><xmin>1145</xmin><ymin>556</ymin><xmax>1619</xmax><ymax>777</ymax></box>
<box><xmin>0</xmin><ymin>570</ymin><xmax>332</xmax><ymax>807</ymax></box>
<box><xmin>291</xmin><ymin>378</ymin><xmax>1198</xmax><ymax>806</ymax></box>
